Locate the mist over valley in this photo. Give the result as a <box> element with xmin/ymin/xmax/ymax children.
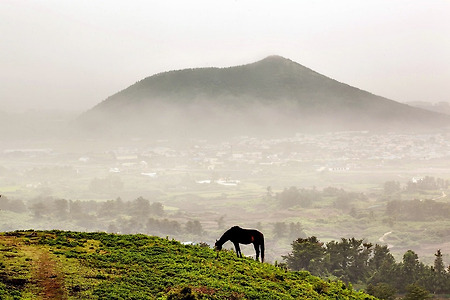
<box><xmin>3</xmin><ymin>1</ymin><xmax>450</xmax><ymax>297</ymax></box>
<box><xmin>1</xmin><ymin>57</ymin><xmax>449</xmax><ymax>272</ymax></box>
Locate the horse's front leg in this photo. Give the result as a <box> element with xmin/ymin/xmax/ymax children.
<box><xmin>233</xmin><ymin>242</ymin><xmax>242</xmax><ymax>258</ymax></box>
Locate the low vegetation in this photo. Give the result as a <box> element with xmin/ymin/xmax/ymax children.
<box><xmin>0</xmin><ymin>230</ymin><xmax>374</xmax><ymax>299</ymax></box>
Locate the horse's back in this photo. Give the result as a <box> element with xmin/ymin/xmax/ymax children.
<box><xmin>241</xmin><ymin>228</ymin><xmax>263</xmax><ymax>244</ymax></box>
<box><xmin>226</xmin><ymin>226</ymin><xmax>263</xmax><ymax>242</ymax></box>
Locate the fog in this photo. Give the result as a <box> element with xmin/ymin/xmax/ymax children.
<box><xmin>1</xmin><ymin>80</ymin><xmax>450</xmax><ymax>265</ymax></box>
<box><xmin>1</xmin><ymin>109</ymin><xmax>450</xmax><ymax>264</ymax></box>
<box><xmin>1</xmin><ymin>1</ymin><xmax>450</xmax><ymax>266</ymax></box>
<box><xmin>1</xmin><ymin>1</ymin><xmax>450</xmax><ymax>112</ymax></box>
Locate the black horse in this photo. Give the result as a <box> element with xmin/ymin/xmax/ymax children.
<box><xmin>215</xmin><ymin>226</ymin><xmax>264</xmax><ymax>262</ymax></box>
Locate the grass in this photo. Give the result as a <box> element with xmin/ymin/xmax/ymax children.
<box><xmin>0</xmin><ymin>230</ymin><xmax>375</xmax><ymax>300</ymax></box>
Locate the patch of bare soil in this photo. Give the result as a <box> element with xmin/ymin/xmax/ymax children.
<box><xmin>34</xmin><ymin>251</ymin><xmax>67</xmax><ymax>300</ymax></box>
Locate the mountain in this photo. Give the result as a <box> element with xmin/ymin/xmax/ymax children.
<box><xmin>0</xmin><ymin>230</ymin><xmax>375</xmax><ymax>299</ymax></box>
<box><xmin>78</xmin><ymin>55</ymin><xmax>450</xmax><ymax>138</ymax></box>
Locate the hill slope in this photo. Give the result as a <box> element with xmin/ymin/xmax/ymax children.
<box><xmin>78</xmin><ymin>56</ymin><xmax>450</xmax><ymax>138</ymax></box>
<box><xmin>0</xmin><ymin>230</ymin><xmax>374</xmax><ymax>299</ymax></box>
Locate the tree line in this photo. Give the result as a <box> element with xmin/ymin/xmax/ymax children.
<box><xmin>283</xmin><ymin>236</ymin><xmax>450</xmax><ymax>299</ymax></box>
<box><xmin>0</xmin><ymin>195</ymin><xmax>204</xmax><ymax>237</ymax></box>
<box><xmin>0</xmin><ymin>195</ymin><xmax>305</xmax><ymax>241</ymax></box>
<box><xmin>386</xmin><ymin>199</ymin><xmax>450</xmax><ymax>221</ymax></box>
<box><xmin>384</xmin><ymin>176</ymin><xmax>449</xmax><ymax>195</ymax></box>
<box><xmin>275</xmin><ymin>176</ymin><xmax>449</xmax><ymax>211</ymax></box>
<box><xmin>275</xmin><ymin>186</ymin><xmax>366</xmax><ymax>210</ymax></box>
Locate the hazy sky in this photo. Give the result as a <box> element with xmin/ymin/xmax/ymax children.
<box><xmin>1</xmin><ymin>1</ymin><xmax>449</xmax><ymax>112</ymax></box>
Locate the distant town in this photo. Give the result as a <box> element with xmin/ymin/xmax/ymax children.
<box><xmin>3</xmin><ymin>131</ymin><xmax>450</xmax><ymax>188</ymax></box>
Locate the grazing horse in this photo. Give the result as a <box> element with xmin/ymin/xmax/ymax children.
<box><xmin>215</xmin><ymin>226</ymin><xmax>265</xmax><ymax>262</ymax></box>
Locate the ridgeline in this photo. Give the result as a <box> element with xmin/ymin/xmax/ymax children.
<box><xmin>0</xmin><ymin>230</ymin><xmax>374</xmax><ymax>299</ymax></box>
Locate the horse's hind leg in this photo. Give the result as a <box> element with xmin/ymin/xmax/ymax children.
<box><xmin>253</xmin><ymin>243</ymin><xmax>259</xmax><ymax>261</ymax></box>
<box><xmin>253</xmin><ymin>243</ymin><xmax>260</xmax><ymax>261</ymax></box>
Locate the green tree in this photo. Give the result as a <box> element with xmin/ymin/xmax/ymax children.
<box><xmin>431</xmin><ymin>249</ymin><xmax>448</xmax><ymax>294</ymax></box>
<box><xmin>433</xmin><ymin>249</ymin><xmax>445</xmax><ymax>274</ymax></box>
<box><xmin>399</xmin><ymin>250</ymin><xmax>425</xmax><ymax>291</ymax></box>
<box><xmin>288</xmin><ymin>222</ymin><xmax>306</xmax><ymax>240</ymax></box>
<box><xmin>273</xmin><ymin>222</ymin><xmax>287</xmax><ymax>239</ymax></box>
<box><xmin>325</xmin><ymin>239</ymin><xmax>350</xmax><ymax>279</ymax></box>
<box><xmin>130</xmin><ymin>197</ymin><xmax>151</xmax><ymax>220</ymax></box>
<box><xmin>98</xmin><ymin>199</ymin><xmax>118</xmax><ymax>218</ymax></box>
<box><xmin>369</xmin><ymin>244</ymin><xmax>395</xmax><ymax>270</ymax></box>
<box><xmin>53</xmin><ymin>199</ymin><xmax>68</xmax><ymax>219</ymax></box>
<box><xmin>368</xmin><ymin>259</ymin><xmax>400</xmax><ymax>289</ymax></box>
<box><xmin>403</xmin><ymin>284</ymin><xmax>430</xmax><ymax>300</ymax></box>
<box><xmin>69</xmin><ymin>200</ymin><xmax>84</xmax><ymax>219</ymax></box>
<box><xmin>185</xmin><ymin>220</ymin><xmax>203</xmax><ymax>236</ymax></box>
<box><xmin>283</xmin><ymin>236</ymin><xmax>325</xmax><ymax>275</ymax></box>
<box><xmin>366</xmin><ymin>282</ymin><xmax>396</xmax><ymax>300</ymax></box>
<box><xmin>0</xmin><ymin>195</ymin><xmax>27</xmax><ymax>213</ymax></box>
<box><xmin>30</xmin><ymin>201</ymin><xmax>47</xmax><ymax>218</ymax></box>
<box><xmin>324</xmin><ymin>238</ymin><xmax>373</xmax><ymax>283</ymax></box>
<box><xmin>367</xmin><ymin>244</ymin><xmax>398</xmax><ymax>287</ymax></box>
<box><xmin>349</xmin><ymin>240</ymin><xmax>373</xmax><ymax>282</ymax></box>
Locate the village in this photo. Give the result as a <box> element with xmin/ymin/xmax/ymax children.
<box><xmin>2</xmin><ymin>131</ymin><xmax>450</xmax><ymax>186</ymax></box>
<box><xmin>81</xmin><ymin>130</ymin><xmax>450</xmax><ymax>182</ymax></box>
<box><xmin>0</xmin><ymin>130</ymin><xmax>449</xmax><ymax>209</ymax></box>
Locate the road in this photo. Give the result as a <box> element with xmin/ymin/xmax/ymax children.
<box><xmin>378</xmin><ymin>231</ymin><xmax>394</xmax><ymax>249</ymax></box>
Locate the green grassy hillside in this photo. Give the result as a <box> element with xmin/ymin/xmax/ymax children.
<box><xmin>0</xmin><ymin>230</ymin><xmax>375</xmax><ymax>299</ymax></box>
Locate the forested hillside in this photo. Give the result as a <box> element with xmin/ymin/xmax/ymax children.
<box><xmin>0</xmin><ymin>230</ymin><xmax>374</xmax><ymax>299</ymax></box>
<box><xmin>78</xmin><ymin>56</ymin><xmax>450</xmax><ymax>138</ymax></box>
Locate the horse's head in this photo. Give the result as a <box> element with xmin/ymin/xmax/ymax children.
<box><xmin>214</xmin><ymin>239</ymin><xmax>222</xmax><ymax>251</ymax></box>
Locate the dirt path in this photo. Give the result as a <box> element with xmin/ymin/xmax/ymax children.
<box><xmin>34</xmin><ymin>250</ymin><xmax>67</xmax><ymax>300</ymax></box>
<box><xmin>1</xmin><ymin>235</ymin><xmax>67</xmax><ymax>299</ymax></box>
<box><xmin>432</xmin><ymin>191</ymin><xmax>447</xmax><ymax>200</ymax></box>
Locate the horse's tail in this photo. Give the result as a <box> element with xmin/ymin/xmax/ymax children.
<box><xmin>260</xmin><ymin>234</ymin><xmax>265</xmax><ymax>263</ymax></box>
